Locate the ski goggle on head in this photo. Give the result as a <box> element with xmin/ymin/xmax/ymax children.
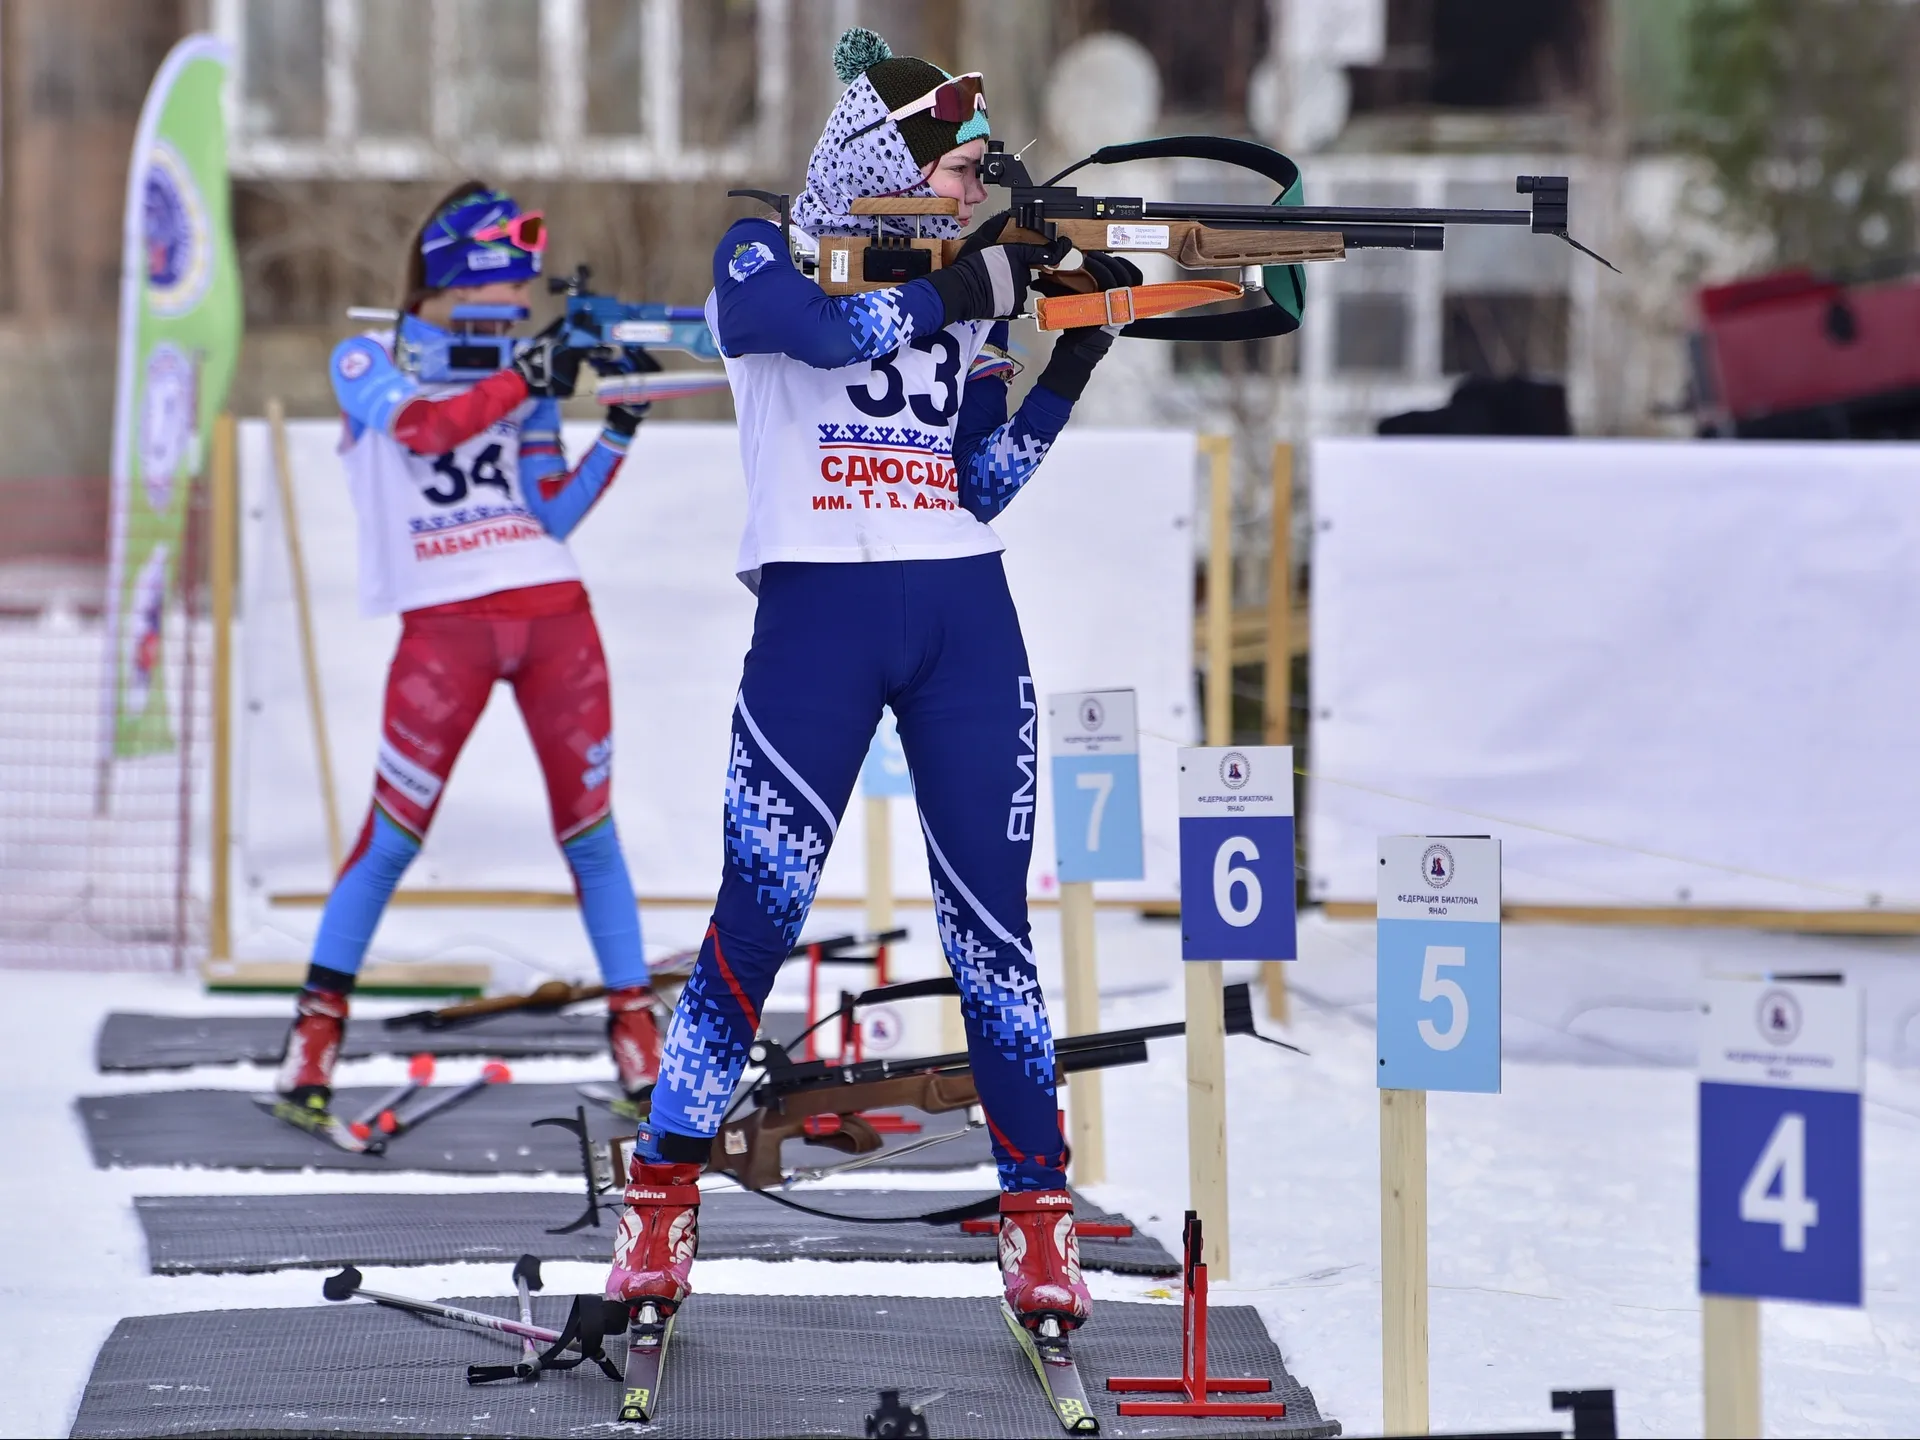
<box><xmin>846</xmin><ymin>73</ymin><xmax>987</xmax><ymax>144</ymax></box>
<box><xmin>469</xmin><ymin>210</ymin><xmax>547</xmax><ymax>253</ymax></box>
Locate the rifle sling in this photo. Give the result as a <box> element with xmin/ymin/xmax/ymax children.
<box><xmin>739</xmin><ymin>1182</ymin><xmax>1000</xmax><ymax>1228</ymax></box>
<box><xmin>1042</xmin><ymin>135</ymin><xmax>1308</xmax><ymax>344</ymax></box>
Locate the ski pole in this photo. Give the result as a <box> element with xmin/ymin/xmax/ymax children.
<box><xmin>383</xmin><ymin>1060</ymin><xmax>511</xmax><ymax>1137</ymax></box>
<box><xmin>349</xmin><ymin>1052</ymin><xmax>436</xmax><ymax>1140</ymax></box>
<box><xmin>322</xmin><ymin>1265</ymin><xmax>563</xmax><ymax>1347</ymax></box>
<box><xmin>513</xmin><ymin>1254</ymin><xmax>543</xmax><ymax>1375</ymax></box>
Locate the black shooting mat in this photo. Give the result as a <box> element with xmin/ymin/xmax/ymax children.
<box><xmin>78</xmin><ymin>1085</ymin><xmax>993</xmax><ymax>1175</ymax></box>
<box><xmin>72</xmin><ymin>1293</ymin><xmax>1339</xmax><ymax>1439</ymax></box>
<box><xmin>135</xmin><ymin>1188</ymin><xmax>1179</xmax><ymax>1276</ymax></box>
<box><xmin>93</xmin><ymin>1009</ymin><xmax>810</xmax><ymax>1072</ymax></box>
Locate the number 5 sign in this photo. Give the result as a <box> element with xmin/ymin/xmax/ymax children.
<box><xmin>1699</xmin><ymin>977</ymin><xmax>1862</xmax><ymax>1306</ymax></box>
<box><xmin>1376</xmin><ymin>836</ymin><xmax>1501</xmax><ymax>1093</ymax></box>
<box><xmin>1178</xmin><ymin>747</ymin><xmax>1296</xmax><ymax>961</ymax></box>
<box><xmin>1049</xmin><ymin>690</ymin><xmax>1144</xmax><ymax>882</ymax></box>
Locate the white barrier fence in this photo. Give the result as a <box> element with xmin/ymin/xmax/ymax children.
<box><xmin>1309</xmin><ymin>437</ymin><xmax>1920</xmax><ymax>921</ymax></box>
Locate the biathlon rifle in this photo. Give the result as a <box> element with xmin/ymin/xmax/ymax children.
<box><xmin>713</xmin><ymin>977</ymin><xmax>1293</xmax><ymax>1192</ymax></box>
<box><xmin>736</xmin><ymin>134</ymin><xmax>1615</xmax><ymax>337</ymax></box>
<box><xmin>543</xmin><ymin>978</ymin><xmax>1299</xmax><ymax>1233</ymax></box>
<box><xmin>348</xmin><ymin>263</ymin><xmax>719</xmax><ymax>387</ymax></box>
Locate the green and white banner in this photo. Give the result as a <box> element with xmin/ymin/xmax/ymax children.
<box><xmin>100</xmin><ymin>33</ymin><xmax>241</xmax><ymax>761</ymax></box>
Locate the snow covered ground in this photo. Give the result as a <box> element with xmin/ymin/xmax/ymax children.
<box><xmin>6</xmin><ymin>911</ymin><xmax>1918</xmax><ymax>1437</ymax></box>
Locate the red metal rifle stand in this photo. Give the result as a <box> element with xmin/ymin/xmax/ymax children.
<box><xmin>1107</xmin><ymin>1212</ymin><xmax>1288</xmax><ymax>1419</ymax></box>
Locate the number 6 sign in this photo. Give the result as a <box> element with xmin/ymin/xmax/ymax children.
<box><xmin>1178</xmin><ymin>746</ymin><xmax>1296</xmax><ymax>961</ymax></box>
<box><xmin>1376</xmin><ymin>835</ymin><xmax>1501</xmax><ymax>1093</ymax></box>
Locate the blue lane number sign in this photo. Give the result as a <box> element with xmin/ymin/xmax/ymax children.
<box><xmin>1178</xmin><ymin>746</ymin><xmax>1296</xmax><ymax>961</ymax></box>
<box><xmin>1699</xmin><ymin>977</ymin><xmax>1862</xmax><ymax>1306</ymax></box>
<box><xmin>1376</xmin><ymin>836</ymin><xmax>1501</xmax><ymax>1093</ymax></box>
<box><xmin>1048</xmin><ymin>689</ymin><xmax>1144</xmax><ymax>883</ymax></box>
<box><xmin>860</xmin><ymin>706</ymin><xmax>913</xmax><ymax>798</ymax></box>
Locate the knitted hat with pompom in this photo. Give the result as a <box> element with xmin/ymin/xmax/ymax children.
<box><xmin>832</xmin><ymin>26</ymin><xmax>989</xmax><ymax>168</ymax></box>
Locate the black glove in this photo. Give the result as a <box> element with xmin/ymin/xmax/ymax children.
<box><xmin>1032</xmin><ymin>252</ymin><xmax>1140</xmax><ymax>401</ymax></box>
<box><xmin>925</xmin><ymin>232</ymin><xmax>1073</xmax><ymax>324</ymax></box>
<box><xmin>589</xmin><ymin>349</ymin><xmax>655</xmax><ymax>436</ymax></box>
<box><xmin>511</xmin><ymin>319</ymin><xmax>585</xmax><ymax>399</ymax></box>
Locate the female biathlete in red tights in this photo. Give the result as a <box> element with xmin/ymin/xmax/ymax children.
<box><xmin>274</xmin><ymin>184</ymin><xmax>664</xmax><ymax>1123</ymax></box>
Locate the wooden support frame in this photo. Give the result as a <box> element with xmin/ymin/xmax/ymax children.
<box><xmin>1702</xmin><ymin>1295</ymin><xmax>1761</xmax><ymax>1438</ymax></box>
<box><xmin>208</xmin><ymin>414</ymin><xmax>236</xmax><ymax>966</ymax></box>
<box><xmin>1261</xmin><ymin>441</ymin><xmax>1294</xmax><ymax>1024</ymax></box>
<box><xmin>1060</xmin><ymin>879</ymin><xmax>1106</xmax><ymax>1184</ymax></box>
<box><xmin>1323</xmin><ymin>900</ymin><xmax>1920</xmax><ymax>935</ymax></box>
<box><xmin>1190</xmin><ymin>433</ymin><xmax>1234</xmax><ymax>1277</ymax></box>
<box><xmin>268</xmin><ymin>398</ymin><xmax>344</xmax><ymax>872</ymax></box>
<box><xmin>1379</xmin><ymin>1087</ymin><xmax>1430</xmax><ymax>1434</ymax></box>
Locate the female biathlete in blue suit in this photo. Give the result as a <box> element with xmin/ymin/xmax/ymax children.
<box><xmin>605</xmin><ymin>28</ymin><xmax>1138</xmax><ymax>1335</ymax></box>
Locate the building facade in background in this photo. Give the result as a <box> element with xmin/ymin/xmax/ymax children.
<box><xmin>0</xmin><ymin>0</ymin><xmax>1747</xmax><ymax>607</ymax></box>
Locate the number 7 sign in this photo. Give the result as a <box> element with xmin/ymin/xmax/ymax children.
<box><xmin>1049</xmin><ymin>690</ymin><xmax>1144</xmax><ymax>883</ymax></box>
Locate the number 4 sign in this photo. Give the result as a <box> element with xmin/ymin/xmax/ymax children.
<box><xmin>1178</xmin><ymin>746</ymin><xmax>1296</xmax><ymax>961</ymax></box>
<box><xmin>1376</xmin><ymin>836</ymin><xmax>1501</xmax><ymax>1093</ymax></box>
<box><xmin>1699</xmin><ymin>977</ymin><xmax>1863</xmax><ymax>1306</ymax></box>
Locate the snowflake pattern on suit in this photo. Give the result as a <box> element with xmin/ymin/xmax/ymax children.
<box><xmin>723</xmin><ymin>727</ymin><xmax>829</xmax><ymax>947</ymax></box>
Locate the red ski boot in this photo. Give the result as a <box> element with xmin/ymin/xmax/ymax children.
<box><xmin>274</xmin><ymin>987</ymin><xmax>348</xmax><ymax>1105</ymax></box>
<box><xmin>999</xmin><ymin>1190</ymin><xmax>1093</xmax><ymax>1330</ymax></box>
<box><xmin>606</xmin><ymin>985</ymin><xmax>665</xmax><ymax>1102</ymax></box>
<box><xmin>604</xmin><ymin>1153</ymin><xmax>702</xmax><ymax>1314</ymax></box>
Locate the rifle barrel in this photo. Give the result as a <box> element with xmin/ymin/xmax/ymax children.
<box><xmin>1142</xmin><ymin>201</ymin><xmax>1531</xmax><ymax>228</ymax></box>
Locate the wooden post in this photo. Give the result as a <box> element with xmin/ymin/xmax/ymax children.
<box><xmin>1262</xmin><ymin>442</ymin><xmax>1294</xmax><ymax>1025</ymax></box>
<box><xmin>208</xmin><ymin>414</ymin><xmax>236</xmax><ymax>965</ymax></box>
<box><xmin>268</xmin><ymin>399</ymin><xmax>343</xmax><ymax>873</ymax></box>
<box><xmin>1060</xmin><ymin>879</ymin><xmax>1105</xmax><ymax>1183</ymax></box>
<box><xmin>1190</xmin><ymin>433</ymin><xmax>1234</xmax><ymax>1276</ymax></box>
<box><xmin>1380</xmin><ymin>1087</ymin><xmax>1430</xmax><ymax>1435</ymax></box>
<box><xmin>864</xmin><ymin>794</ymin><xmax>893</xmax><ymax>937</ymax></box>
<box><xmin>1703</xmin><ymin>1295</ymin><xmax>1761</xmax><ymax>1439</ymax></box>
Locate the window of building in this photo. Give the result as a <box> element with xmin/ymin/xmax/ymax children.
<box><xmin>1348</xmin><ymin>0</ymin><xmax>1596</xmax><ymax>114</ymax></box>
<box><xmin>240</xmin><ymin>0</ymin><xmax>325</xmax><ymax>138</ymax></box>
<box><xmin>1061</xmin><ymin>0</ymin><xmax>1269</xmax><ymax>124</ymax></box>
<box><xmin>213</xmin><ymin>0</ymin><xmax>786</xmax><ymax>178</ymax></box>
<box><xmin>1439</xmin><ymin>179</ymin><xmax>1570</xmax><ymax>377</ymax></box>
<box><xmin>1327</xmin><ymin>181</ymin><xmax>1417</xmax><ymax>375</ymax></box>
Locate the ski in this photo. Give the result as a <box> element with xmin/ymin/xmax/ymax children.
<box><xmin>251</xmin><ymin>1094</ymin><xmax>385</xmax><ymax>1156</ymax></box>
<box><xmin>1001</xmin><ymin>1301</ymin><xmax>1100</xmax><ymax>1435</ymax></box>
<box><xmin>618</xmin><ymin>1301</ymin><xmax>675</xmax><ymax>1423</ymax></box>
<box><xmin>576</xmin><ymin>1081</ymin><xmax>647</xmax><ymax>1122</ymax></box>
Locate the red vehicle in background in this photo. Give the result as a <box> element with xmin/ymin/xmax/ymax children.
<box><xmin>1691</xmin><ymin>266</ymin><xmax>1920</xmax><ymax>438</ymax></box>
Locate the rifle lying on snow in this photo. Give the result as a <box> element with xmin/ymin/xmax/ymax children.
<box><xmin>381</xmin><ymin>927</ymin><xmax>909</xmax><ymax>1031</ymax></box>
<box><xmin>734</xmin><ymin>134</ymin><xmax>1615</xmax><ymax>336</ymax></box>
<box><xmin>542</xmin><ymin>978</ymin><xmax>1297</xmax><ymax>1232</ymax></box>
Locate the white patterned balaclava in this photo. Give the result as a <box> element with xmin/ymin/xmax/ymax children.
<box><xmin>791</xmin><ymin>28</ymin><xmax>990</xmax><ymax>242</ymax></box>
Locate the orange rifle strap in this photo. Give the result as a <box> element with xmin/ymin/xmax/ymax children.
<box><xmin>1033</xmin><ymin>280</ymin><xmax>1245</xmax><ymax>331</ymax></box>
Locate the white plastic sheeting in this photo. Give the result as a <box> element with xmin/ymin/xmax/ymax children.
<box><xmin>1308</xmin><ymin>437</ymin><xmax>1920</xmax><ymax>912</ymax></box>
<box><xmin>234</xmin><ymin>421</ymin><xmax>1197</xmax><ymax>942</ymax></box>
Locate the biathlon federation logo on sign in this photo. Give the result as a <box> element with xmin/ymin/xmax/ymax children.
<box><xmin>143</xmin><ymin>141</ymin><xmax>212</xmax><ymax>318</ymax></box>
<box><xmin>1219</xmin><ymin>751</ymin><xmax>1251</xmax><ymax>789</ymax></box>
<box><xmin>1757</xmin><ymin>989</ymin><xmax>1804</xmax><ymax>1046</ymax></box>
<box><xmin>1420</xmin><ymin>842</ymin><xmax>1455</xmax><ymax>889</ymax></box>
<box><xmin>1079</xmin><ymin>697</ymin><xmax>1105</xmax><ymax>731</ymax></box>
